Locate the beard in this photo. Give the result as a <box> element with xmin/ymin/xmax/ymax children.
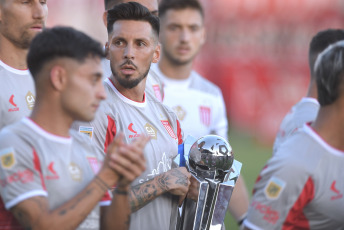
<box><xmin>111</xmin><ymin>60</ymin><xmax>150</xmax><ymax>89</ymax></box>
<box><xmin>162</xmin><ymin>46</ymin><xmax>197</xmax><ymax>66</ymax></box>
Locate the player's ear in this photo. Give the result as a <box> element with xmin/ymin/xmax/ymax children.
<box><xmin>152</xmin><ymin>43</ymin><xmax>160</xmax><ymax>63</ymax></box>
<box><xmin>105</xmin><ymin>41</ymin><xmax>110</xmax><ymax>60</ymax></box>
<box><xmin>103</xmin><ymin>11</ymin><xmax>108</xmax><ymax>27</ymax></box>
<box><xmin>50</xmin><ymin>65</ymin><xmax>67</xmax><ymax>91</ymax></box>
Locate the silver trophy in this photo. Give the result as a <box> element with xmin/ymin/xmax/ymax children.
<box><xmin>174</xmin><ymin>135</ymin><xmax>242</xmax><ymax>230</ymax></box>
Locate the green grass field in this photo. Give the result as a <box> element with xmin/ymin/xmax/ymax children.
<box><xmin>223</xmin><ymin>127</ymin><xmax>273</xmax><ymax>229</ymax></box>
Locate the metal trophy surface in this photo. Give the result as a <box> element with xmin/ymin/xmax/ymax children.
<box><xmin>174</xmin><ymin>135</ymin><xmax>242</xmax><ymax>230</ymax></box>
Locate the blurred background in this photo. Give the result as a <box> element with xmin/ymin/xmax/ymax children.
<box><xmin>47</xmin><ymin>0</ymin><xmax>344</xmax><ymax>229</ymax></box>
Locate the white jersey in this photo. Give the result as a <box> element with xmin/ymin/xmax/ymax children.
<box><xmin>273</xmin><ymin>97</ymin><xmax>319</xmax><ymax>154</ymax></box>
<box><xmin>245</xmin><ymin>124</ymin><xmax>344</xmax><ymax>230</ymax></box>
<box><xmin>101</xmin><ymin>58</ymin><xmax>164</xmax><ymax>102</ymax></box>
<box><xmin>0</xmin><ymin>118</ymin><xmax>110</xmax><ymax>230</ymax></box>
<box><xmin>150</xmin><ymin>63</ymin><xmax>228</xmax><ymax>140</ymax></box>
<box><xmin>75</xmin><ymin>77</ymin><xmax>183</xmax><ymax>230</ymax></box>
<box><xmin>0</xmin><ymin>60</ymin><xmax>35</xmax><ymax>130</ymax></box>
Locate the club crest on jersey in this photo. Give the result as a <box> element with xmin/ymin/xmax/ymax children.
<box><xmin>264</xmin><ymin>177</ymin><xmax>286</xmax><ymax>200</ymax></box>
<box><xmin>0</xmin><ymin>148</ymin><xmax>16</xmax><ymax>169</ymax></box>
<box><xmin>173</xmin><ymin>106</ymin><xmax>186</xmax><ymax>121</ymax></box>
<box><xmin>69</xmin><ymin>162</ymin><xmax>82</xmax><ymax>181</ymax></box>
<box><xmin>87</xmin><ymin>157</ymin><xmax>100</xmax><ymax>174</ymax></box>
<box><xmin>79</xmin><ymin>126</ymin><xmax>94</xmax><ymax>139</ymax></box>
<box><xmin>199</xmin><ymin>106</ymin><xmax>211</xmax><ymax>127</ymax></box>
<box><xmin>128</xmin><ymin>123</ymin><xmax>141</xmax><ymax>139</ymax></box>
<box><xmin>25</xmin><ymin>91</ymin><xmax>35</xmax><ymax>111</ymax></box>
<box><xmin>8</xmin><ymin>95</ymin><xmax>19</xmax><ymax>112</ymax></box>
<box><xmin>144</xmin><ymin>123</ymin><xmax>157</xmax><ymax>140</ymax></box>
<box><xmin>161</xmin><ymin>120</ymin><xmax>177</xmax><ymax>140</ymax></box>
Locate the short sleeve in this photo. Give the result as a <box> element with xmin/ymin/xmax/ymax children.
<box><xmin>0</xmin><ymin>130</ymin><xmax>47</xmax><ymax>210</ymax></box>
<box><xmin>244</xmin><ymin>154</ymin><xmax>314</xmax><ymax>229</ymax></box>
<box><xmin>211</xmin><ymin>90</ymin><xmax>228</xmax><ymax>139</ymax></box>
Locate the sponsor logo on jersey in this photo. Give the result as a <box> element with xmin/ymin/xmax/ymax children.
<box><xmin>128</xmin><ymin>123</ymin><xmax>141</xmax><ymax>139</ymax></box>
<box><xmin>139</xmin><ymin>152</ymin><xmax>171</xmax><ymax>183</ymax></box>
<box><xmin>69</xmin><ymin>162</ymin><xmax>82</xmax><ymax>181</ymax></box>
<box><xmin>8</xmin><ymin>95</ymin><xmax>19</xmax><ymax>112</ymax></box>
<box><xmin>25</xmin><ymin>91</ymin><xmax>35</xmax><ymax>110</ymax></box>
<box><xmin>250</xmin><ymin>200</ymin><xmax>279</xmax><ymax>224</ymax></box>
<box><xmin>87</xmin><ymin>157</ymin><xmax>100</xmax><ymax>174</ymax></box>
<box><xmin>330</xmin><ymin>180</ymin><xmax>343</xmax><ymax>200</ymax></box>
<box><xmin>45</xmin><ymin>162</ymin><xmax>59</xmax><ymax>180</ymax></box>
<box><xmin>161</xmin><ymin>120</ymin><xmax>177</xmax><ymax>140</ymax></box>
<box><xmin>173</xmin><ymin>105</ymin><xmax>186</xmax><ymax>121</ymax></box>
<box><xmin>0</xmin><ymin>148</ymin><xmax>16</xmax><ymax>169</ymax></box>
<box><xmin>152</xmin><ymin>84</ymin><xmax>162</xmax><ymax>102</ymax></box>
<box><xmin>199</xmin><ymin>106</ymin><xmax>211</xmax><ymax>127</ymax></box>
<box><xmin>264</xmin><ymin>177</ymin><xmax>286</xmax><ymax>200</ymax></box>
<box><xmin>0</xmin><ymin>169</ymin><xmax>34</xmax><ymax>187</ymax></box>
<box><xmin>79</xmin><ymin>126</ymin><xmax>94</xmax><ymax>139</ymax></box>
<box><xmin>144</xmin><ymin>123</ymin><xmax>157</xmax><ymax>140</ymax></box>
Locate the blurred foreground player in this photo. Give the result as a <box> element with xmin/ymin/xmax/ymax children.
<box><xmin>273</xmin><ymin>29</ymin><xmax>344</xmax><ymax>154</ymax></box>
<box><xmin>152</xmin><ymin>0</ymin><xmax>249</xmax><ymax>225</ymax></box>
<box><xmin>0</xmin><ymin>27</ymin><xmax>147</xmax><ymax>230</ymax></box>
<box><xmin>244</xmin><ymin>40</ymin><xmax>344</xmax><ymax>229</ymax></box>
<box><xmin>0</xmin><ymin>0</ymin><xmax>48</xmax><ymax>130</ymax></box>
<box><xmin>76</xmin><ymin>3</ymin><xmax>191</xmax><ymax>230</ymax></box>
<box><xmin>102</xmin><ymin>0</ymin><xmax>164</xmax><ymax>101</ymax></box>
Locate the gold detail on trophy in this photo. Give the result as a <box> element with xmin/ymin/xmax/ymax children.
<box><xmin>173</xmin><ymin>105</ymin><xmax>186</xmax><ymax>121</ymax></box>
<box><xmin>26</xmin><ymin>91</ymin><xmax>35</xmax><ymax>110</ymax></box>
<box><xmin>144</xmin><ymin>123</ymin><xmax>157</xmax><ymax>140</ymax></box>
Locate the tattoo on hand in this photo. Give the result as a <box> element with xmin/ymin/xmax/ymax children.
<box><xmin>130</xmin><ymin>183</ymin><xmax>157</xmax><ymax>212</ymax></box>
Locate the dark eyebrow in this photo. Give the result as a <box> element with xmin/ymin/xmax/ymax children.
<box><xmin>151</xmin><ymin>10</ymin><xmax>159</xmax><ymax>16</ymax></box>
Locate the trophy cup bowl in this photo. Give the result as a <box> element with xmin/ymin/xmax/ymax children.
<box><xmin>188</xmin><ymin>135</ymin><xmax>234</xmax><ymax>182</ymax></box>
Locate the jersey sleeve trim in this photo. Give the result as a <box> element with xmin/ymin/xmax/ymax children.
<box><xmin>243</xmin><ymin>219</ymin><xmax>264</xmax><ymax>230</ymax></box>
<box><xmin>99</xmin><ymin>200</ymin><xmax>111</xmax><ymax>207</ymax></box>
<box><xmin>5</xmin><ymin>190</ymin><xmax>48</xmax><ymax>210</ymax></box>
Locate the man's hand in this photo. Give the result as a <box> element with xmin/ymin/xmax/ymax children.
<box><xmin>187</xmin><ymin>176</ymin><xmax>200</xmax><ymax>202</ymax></box>
<box><xmin>102</xmin><ymin>133</ymin><xmax>148</xmax><ymax>188</ymax></box>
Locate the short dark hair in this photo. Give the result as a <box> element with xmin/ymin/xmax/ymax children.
<box><xmin>314</xmin><ymin>40</ymin><xmax>344</xmax><ymax>106</ymax></box>
<box><xmin>27</xmin><ymin>26</ymin><xmax>105</xmax><ymax>78</ymax></box>
<box><xmin>309</xmin><ymin>29</ymin><xmax>344</xmax><ymax>78</ymax></box>
<box><xmin>107</xmin><ymin>2</ymin><xmax>159</xmax><ymax>37</ymax></box>
<box><xmin>104</xmin><ymin>0</ymin><xmax>121</xmax><ymax>10</ymax></box>
<box><xmin>159</xmin><ymin>0</ymin><xmax>204</xmax><ymax>18</ymax></box>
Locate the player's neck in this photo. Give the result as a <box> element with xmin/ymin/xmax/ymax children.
<box><xmin>111</xmin><ymin>76</ymin><xmax>146</xmax><ymax>102</ymax></box>
<box><xmin>30</xmin><ymin>100</ymin><xmax>72</xmax><ymax>138</ymax></box>
<box><xmin>0</xmin><ymin>37</ymin><xmax>29</xmax><ymax>70</ymax></box>
<box><xmin>312</xmin><ymin>102</ymin><xmax>344</xmax><ymax>151</ymax></box>
<box><xmin>158</xmin><ymin>58</ymin><xmax>192</xmax><ymax>80</ymax></box>
<box><xmin>305</xmin><ymin>79</ymin><xmax>318</xmax><ymax>99</ymax></box>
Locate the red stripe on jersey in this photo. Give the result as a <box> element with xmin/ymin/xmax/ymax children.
<box><xmin>0</xmin><ymin>198</ymin><xmax>23</xmax><ymax>229</ymax></box>
<box><xmin>104</xmin><ymin>115</ymin><xmax>117</xmax><ymax>154</ymax></box>
<box><xmin>32</xmin><ymin>148</ymin><xmax>46</xmax><ymax>190</ymax></box>
<box><xmin>282</xmin><ymin>176</ymin><xmax>314</xmax><ymax>230</ymax></box>
<box><xmin>176</xmin><ymin>119</ymin><xmax>183</xmax><ymax>145</ymax></box>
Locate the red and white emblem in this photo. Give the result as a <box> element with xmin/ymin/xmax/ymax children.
<box><xmin>152</xmin><ymin>85</ymin><xmax>162</xmax><ymax>102</ymax></box>
<box><xmin>161</xmin><ymin>120</ymin><xmax>177</xmax><ymax>139</ymax></box>
<box><xmin>199</xmin><ymin>106</ymin><xmax>211</xmax><ymax>126</ymax></box>
<box><xmin>87</xmin><ymin>157</ymin><xmax>100</xmax><ymax>174</ymax></box>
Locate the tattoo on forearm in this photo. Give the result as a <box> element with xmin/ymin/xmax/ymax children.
<box><xmin>130</xmin><ymin>183</ymin><xmax>158</xmax><ymax>212</ymax></box>
<box><xmin>94</xmin><ymin>175</ymin><xmax>111</xmax><ymax>192</ymax></box>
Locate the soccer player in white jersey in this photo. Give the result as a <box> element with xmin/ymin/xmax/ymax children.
<box><xmin>0</xmin><ymin>27</ymin><xmax>148</xmax><ymax>230</ymax></box>
<box><xmin>0</xmin><ymin>0</ymin><xmax>48</xmax><ymax>130</ymax></box>
<box><xmin>151</xmin><ymin>0</ymin><xmax>249</xmax><ymax>226</ymax></box>
<box><xmin>244</xmin><ymin>40</ymin><xmax>344</xmax><ymax>229</ymax></box>
<box><xmin>75</xmin><ymin>3</ymin><xmax>192</xmax><ymax>230</ymax></box>
<box><xmin>273</xmin><ymin>29</ymin><xmax>344</xmax><ymax>154</ymax></box>
<box><xmin>101</xmin><ymin>0</ymin><xmax>164</xmax><ymax>102</ymax></box>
